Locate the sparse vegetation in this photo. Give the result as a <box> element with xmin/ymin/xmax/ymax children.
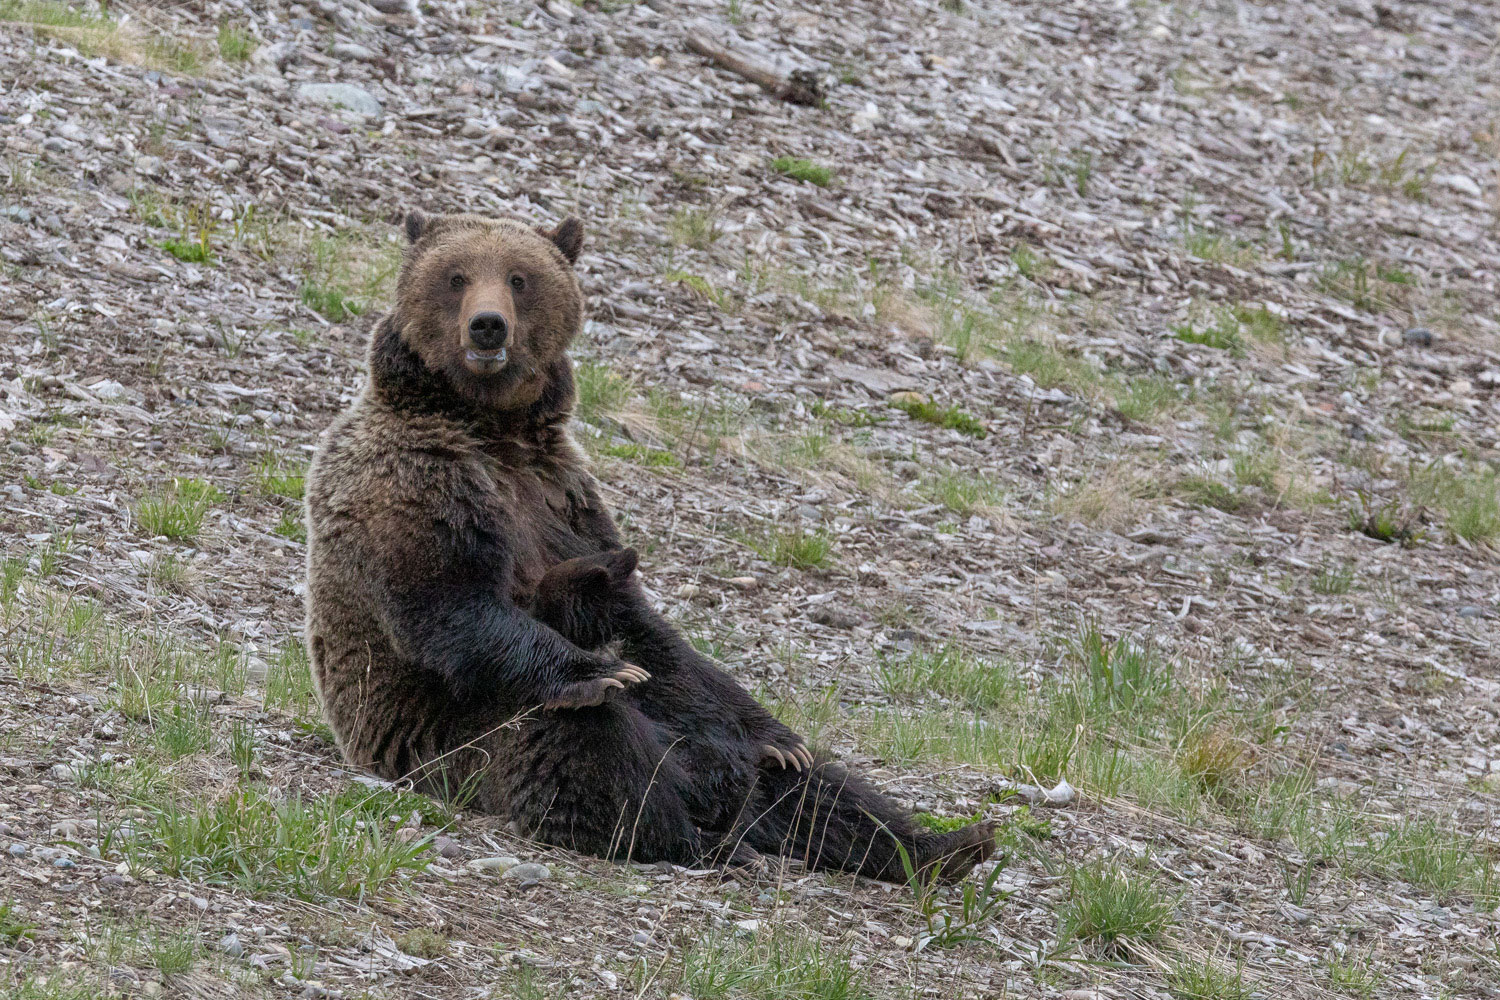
<box><xmin>770</xmin><ymin>156</ymin><xmax>833</xmax><ymax>186</ymax></box>
<box><xmin>299</xmin><ymin>231</ymin><xmax>400</xmax><ymax>322</ymax></box>
<box><xmin>667</xmin><ymin>206</ymin><xmax>723</xmax><ymax>249</ymax></box>
<box><xmin>746</xmin><ymin>525</ymin><xmax>833</xmax><ymax>570</ymax></box>
<box><xmin>1057</xmin><ymin>861</ymin><xmax>1177</xmax><ymax>954</ymax></box>
<box><xmin>1</xmin><ymin>5</ymin><xmax>1493</xmax><ymax>999</ymax></box>
<box><xmin>120</xmin><ymin>784</ymin><xmax>432</xmax><ymax>901</ymax></box>
<box><xmin>134</xmin><ymin>478</ymin><xmax>223</xmax><ymax>541</ymax></box>
<box><xmin>216</xmin><ymin>21</ymin><xmax>255</xmax><ymax>62</ymax></box>
<box><xmin>890</xmin><ymin>396</ymin><xmax>986</xmax><ymax>438</ymax></box>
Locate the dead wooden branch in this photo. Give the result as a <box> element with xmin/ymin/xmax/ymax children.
<box><xmin>683</xmin><ymin>30</ymin><xmax>824</xmax><ymax>107</ymax></box>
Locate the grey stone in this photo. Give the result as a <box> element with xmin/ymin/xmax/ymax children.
<box><xmin>501</xmin><ymin>862</ymin><xmax>550</xmax><ymax>883</ymax></box>
<box><xmin>331</xmin><ymin>43</ymin><xmax>377</xmax><ymax>62</ymax></box>
<box><xmin>295</xmin><ymin>83</ymin><xmax>383</xmax><ymax>118</ymax></box>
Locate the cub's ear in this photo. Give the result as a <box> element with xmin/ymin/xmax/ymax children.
<box><xmin>539</xmin><ymin>217</ymin><xmax>584</xmax><ymax>265</ymax></box>
<box><xmin>603</xmin><ymin>547</ymin><xmax>639</xmax><ymax>584</ymax></box>
<box><xmin>403</xmin><ymin>209</ymin><xmax>429</xmax><ymax>243</ymax></box>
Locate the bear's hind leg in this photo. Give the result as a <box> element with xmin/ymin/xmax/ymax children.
<box><xmin>739</xmin><ymin>758</ymin><xmax>997</xmax><ymax>884</ymax></box>
<box><xmin>477</xmin><ymin>701</ymin><xmax>703</xmax><ymax>866</ymax></box>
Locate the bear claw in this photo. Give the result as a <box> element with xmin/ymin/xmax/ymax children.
<box><xmin>545</xmin><ymin>663</ymin><xmax>650</xmax><ymax>710</ymax></box>
<box><xmin>762</xmin><ymin>742</ymin><xmax>813</xmax><ymax>772</ymax></box>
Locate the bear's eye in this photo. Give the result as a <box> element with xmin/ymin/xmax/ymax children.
<box><xmin>449</xmin><ymin>273</ymin><xmax>466</xmax><ymax>290</ymax></box>
<box><xmin>509</xmin><ymin>274</ymin><xmax>526</xmax><ymax>292</ymax></box>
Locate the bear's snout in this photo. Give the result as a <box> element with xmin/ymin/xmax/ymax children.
<box><xmin>459</xmin><ymin>286</ymin><xmax>517</xmax><ymax>374</ymax></box>
<box><xmin>467</xmin><ymin>312</ymin><xmax>509</xmax><ymax>351</ymax></box>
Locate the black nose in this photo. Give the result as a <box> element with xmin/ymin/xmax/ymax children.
<box><xmin>468</xmin><ymin>312</ymin><xmax>508</xmax><ymax>350</ymax></box>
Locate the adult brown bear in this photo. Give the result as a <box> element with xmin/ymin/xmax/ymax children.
<box><xmin>304</xmin><ymin>211</ymin><xmax>995</xmax><ymax>881</ymax></box>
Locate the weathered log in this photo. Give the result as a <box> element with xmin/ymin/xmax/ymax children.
<box><xmin>684</xmin><ymin>30</ymin><xmax>824</xmax><ymax>107</ymax></box>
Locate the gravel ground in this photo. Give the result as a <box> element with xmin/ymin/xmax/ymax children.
<box><xmin>0</xmin><ymin>1</ymin><xmax>1498</xmax><ymax>997</ymax></box>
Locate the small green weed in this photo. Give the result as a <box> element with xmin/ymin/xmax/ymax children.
<box><xmin>216</xmin><ymin>22</ymin><xmax>255</xmax><ymax>62</ymax></box>
<box><xmin>747</xmin><ymin>525</ymin><xmax>833</xmax><ymax>571</ymax></box>
<box><xmin>135</xmin><ymin>478</ymin><xmax>223</xmax><ymax>541</ymax></box>
<box><xmin>891</xmin><ymin>396</ymin><xmax>985</xmax><ymax>438</ymax></box>
<box><xmin>1057</xmin><ymin>861</ymin><xmax>1177</xmax><ymax>955</ymax></box>
<box><xmin>770</xmin><ymin>156</ymin><xmax>833</xmax><ymax>187</ymax></box>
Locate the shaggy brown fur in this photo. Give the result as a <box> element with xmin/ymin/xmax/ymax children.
<box><xmin>305</xmin><ymin>211</ymin><xmax>995</xmax><ymax>880</ymax></box>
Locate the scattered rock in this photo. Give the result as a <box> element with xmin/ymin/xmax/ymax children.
<box><xmin>294</xmin><ymin>82</ymin><xmax>383</xmax><ymax>118</ymax></box>
<box><xmin>502</xmin><ymin>862</ymin><xmax>550</xmax><ymax>884</ymax></box>
<box><xmin>468</xmin><ymin>856</ymin><xmax>521</xmax><ymax>875</ymax></box>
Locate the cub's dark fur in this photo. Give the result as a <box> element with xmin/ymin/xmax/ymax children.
<box><xmin>532</xmin><ymin>549</ymin><xmax>997</xmax><ymax>883</ymax></box>
<box><xmin>305</xmin><ymin>209</ymin><xmax>993</xmax><ymax>881</ymax></box>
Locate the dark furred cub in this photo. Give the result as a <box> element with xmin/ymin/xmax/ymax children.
<box><xmin>532</xmin><ymin>549</ymin><xmax>999</xmax><ymax>884</ymax></box>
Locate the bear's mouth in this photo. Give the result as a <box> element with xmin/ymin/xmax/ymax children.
<box><xmin>463</xmin><ymin>347</ymin><xmax>508</xmax><ymax>375</ymax></box>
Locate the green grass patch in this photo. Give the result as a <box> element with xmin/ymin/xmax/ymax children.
<box><xmin>890</xmin><ymin>396</ymin><xmax>985</xmax><ymax>438</ymax></box>
<box><xmin>1057</xmin><ymin>860</ymin><xmax>1177</xmax><ymax>955</ymax></box>
<box><xmin>1173</xmin><ymin>311</ymin><xmax>1244</xmax><ymax>354</ymax></box>
<box><xmin>117</xmin><ymin>784</ymin><xmax>432</xmax><ymax>901</ymax></box>
<box><xmin>273</xmin><ymin>509</ymin><xmax>307</xmax><ymax>543</ymax></box>
<box><xmin>159</xmin><ymin>236</ymin><xmax>212</xmax><ymax>264</ymax></box>
<box><xmin>574</xmin><ymin>360</ymin><xmax>632</xmax><ymax>426</ymax></box>
<box><xmin>299</xmin><ymin>232</ymin><xmax>399</xmax><ymax>322</ymax></box>
<box><xmin>1168</xmin><ymin>955</ymin><xmax>1255</xmax><ymax>1000</ymax></box>
<box><xmin>675</xmin><ymin>925</ymin><xmax>871</xmax><ymax>1000</ymax></box>
<box><xmin>667</xmin><ymin>207</ymin><xmax>723</xmax><ymax>249</ymax></box>
<box><xmin>770</xmin><ymin>156</ymin><xmax>833</xmax><ymax>187</ymax></box>
<box><xmin>1176</xmin><ymin>474</ymin><xmax>1249</xmax><ymax>513</ymax></box>
<box><xmin>664</xmin><ymin>269</ymin><xmax>734</xmax><ymax>310</ymax></box>
<box><xmin>917</xmin><ymin>467</ymin><xmax>1004</xmax><ymax>515</ymax></box>
<box><xmin>595</xmin><ymin>440</ymin><xmax>682</xmax><ymax>468</ymax></box>
<box><xmin>878</xmin><ymin>645</ymin><xmax>1023</xmax><ymax>710</ymax></box>
<box><xmin>264</xmin><ymin>642</ymin><xmax>318</xmax><ymax>719</ymax></box>
<box><xmin>253</xmin><ymin>452</ymin><xmax>306</xmax><ymax>500</ymax></box>
<box><xmin>746</xmin><ymin>526</ymin><xmax>833</xmax><ymax>571</ymax></box>
<box><xmin>134</xmin><ymin>478</ymin><xmax>223</xmax><ymax>542</ymax></box>
<box><xmin>1112</xmin><ymin>374</ymin><xmax>1182</xmax><ymax>423</ymax></box>
<box><xmin>1413</xmin><ymin>463</ymin><xmax>1500</xmax><ymax>544</ymax></box>
<box><xmin>216</xmin><ymin>22</ymin><xmax>255</xmax><ymax>62</ymax></box>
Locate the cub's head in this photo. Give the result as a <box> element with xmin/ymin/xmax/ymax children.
<box><xmin>394</xmin><ymin>211</ymin><xmax>584</xmax><ymax>411</ymax></box>
<box><xmin>531</xmin><ymin>548</ymin><xmax>641</xmax><ymax>649</ymax></box>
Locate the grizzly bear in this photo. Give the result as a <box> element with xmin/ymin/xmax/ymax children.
<box><xmin>532</xmin><ymin>548</ymin><xmax>998</xmax><ymax>882</ymax></box>
<box><xmin>304</xmin><ymin>210</ymin><xmax>995</xmax><ymax>881</ymax></box>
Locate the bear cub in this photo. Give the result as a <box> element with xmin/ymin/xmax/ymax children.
<box><xmin>532</xmin><ymin>548</ymin><xmax>998</xmax><ymax>884</ymax></box>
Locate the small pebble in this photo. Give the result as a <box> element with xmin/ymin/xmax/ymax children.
<box><xmin>7</xmin><ymin>844</ymin><xmax>27</xmax><ymax>857</ymax></box>
<box><xmin>433</xmin><ymin>835</ymin><xmax>463</xmax><ymax>860</ymax></box>
<box><xmin>502</xmin><ymin>862</ymin><xmax>550</xmax><ymax>883</ymax></box>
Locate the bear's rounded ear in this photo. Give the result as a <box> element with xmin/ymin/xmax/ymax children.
<box><xmin>540</xmin><ymin>217</ymin><xmax>584</xmax><ymax>265</ymax></box>
<box><xmin>403</xmin><ymin>210</ymin><xmax>429</xmax><ymax>244</ymax></box>
<box><xmin>605</xmin><ymin>547</ymin><xmax>639</xmax><ymax>583</ymax></box>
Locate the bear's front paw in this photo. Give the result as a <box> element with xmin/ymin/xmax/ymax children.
<box><xmin>760</xmin><ymin>738</ymin><xmax>814</xmax><ymax>773</ymax></box>
<box><xmin>545</xmin><ymin>663</ymin><xmax>650</xmax><ymax>710</ymax></box>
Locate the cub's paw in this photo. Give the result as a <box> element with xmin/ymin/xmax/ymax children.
<box><xmin>545</xmin><ymin>663</ymin><xmax>650</xmax><ymax>710</ymax></box>
<box><xmin>759</xmin><ymin>735</ymin><xmax>814</xmax><ymax>773</ymax></box>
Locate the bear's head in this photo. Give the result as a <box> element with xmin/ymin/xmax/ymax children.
<box><xmin>530</xmin><ymin>547</ymin><xmax>641</xmax><ymax>649</ymax></box>
<box><xmin>392</xmin><ymin>211</ymin><xmax>585</xmax><ymax>412</ymax></box>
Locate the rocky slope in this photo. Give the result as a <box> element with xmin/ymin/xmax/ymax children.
<box><xmin>0</xmin><ymin>0</ymin><xmax>1498</xmax><ymax>997</ymax></box>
